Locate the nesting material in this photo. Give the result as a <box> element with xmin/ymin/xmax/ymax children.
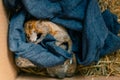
<box><xmin>77</xmin><ymin>0</ymin><xmax>120</xmax><ymax>76</ymax></box>
<box><xmin>77</xmin><ymin>50</ymin><xmax>120</xmax><ymax>76</ymax></box>
<box><xmin>16</xmin><ymin>0</ymin><xmax>120</xmax><ymax>77</ymax></box>
<box><xmin>98</xmin><ymin>0</ymin><xmax>120</xmax><ymax>22</ymax></box>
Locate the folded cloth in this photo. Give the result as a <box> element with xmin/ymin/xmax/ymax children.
<box><xmin>4</xmin><ymin>0</ymin><xmax>120</xmax><ymax>67</ymax></box>
<box><xmin>8</xmin><ymin>11</ymin><xmax>71</xmax><ymax>67</ymax></box>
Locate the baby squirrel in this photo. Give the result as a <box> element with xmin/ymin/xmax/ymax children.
<box><xmin>24</xmin><ymin>20</ymin><xmax>72</xmax><ymax>53</ymax></box>
<box><xmin>24</xmin><ymin>20</ymin><xmax>76</xmax><ymax>78</ymax></box>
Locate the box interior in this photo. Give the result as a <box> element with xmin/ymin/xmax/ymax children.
<box><xmin>0</xmin><ymin>0</ymin><xmax>120</xmax><ymax>80</ymax></box>
<box><xmin>0</xmin><ymin>1</ymin><xmax>17</xmax><ymax>80</ymax></box>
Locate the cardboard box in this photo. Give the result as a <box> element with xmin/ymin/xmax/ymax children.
<box><xmin>0</xmin><ymin>1</ymin><xmax>120</xmax><ymax>80</ymax></box>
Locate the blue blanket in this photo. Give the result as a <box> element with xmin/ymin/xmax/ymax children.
<box><xmin>3</xmin><ymin>0</ymin><xmax>120</xmax><ymax>67</ymax></box>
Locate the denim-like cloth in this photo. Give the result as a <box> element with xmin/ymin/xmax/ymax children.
<box><xmin>4</xmin><ymin>0</ymin><xmax>120</xmax><ymax>67</ymax></box>
<box><xmin>8</xmin><ymin>11</ymin><xmax>72</xmax><ymax>67</ymax></box>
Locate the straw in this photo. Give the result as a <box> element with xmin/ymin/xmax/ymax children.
<box><xmin>77</xmin><ymin>50</ymin><xmax>120</xmax><ymax>76</ymax></box>
<box><xmin>18</xmin><ymin>0</ymin><xmax>120</xmax><ymax>77</ymax></box>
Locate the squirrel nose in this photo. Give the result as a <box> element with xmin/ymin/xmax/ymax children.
<box><xmin>30</xmin><ymin>38</ymin><xmax>37</xmax><ymax>42</ymax></box>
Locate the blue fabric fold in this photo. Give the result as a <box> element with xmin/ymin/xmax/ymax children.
<box><xmin>9</xmin><ymin>11</ymin><xmax>71</xmax><ymax>67</ymax></box>
<box><xmin>4</xmin><ymin>0</ymin><xmax>120</xmax><ymax>67</ymax></box>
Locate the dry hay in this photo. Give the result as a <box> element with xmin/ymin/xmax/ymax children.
<box><xmin>19</xmin><ymin>67</ymin><xmax>47</xmax><ymax>76</ymax></box>
<box><xmin>77</xmin><ymin>0</ymin><xmax>120</xmax><ymax>77</ymax></box>
<box><xmin>17</xmin><ymin>0</ymin><xmax>120</xmax><ymax>77</ymax></box>
<box><xmin>77</xmin><ymin>50</ymin><xmax>120</xmax><ymax>76</ymax></box>
<box><xmin>98</xmin><ymin>0</ymin><xmax>120</xmax><ymax>22</ymax></box>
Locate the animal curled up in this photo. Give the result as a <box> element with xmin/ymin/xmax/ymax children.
<box><xmin>24</xmin><ymin>20</ymin><xmax>77</xmax><ymax>78</ymax></box>
<box><xmin>24</xmin><ymin>20</ymin><xmax>72</xmax><ymax>53</ymax></box>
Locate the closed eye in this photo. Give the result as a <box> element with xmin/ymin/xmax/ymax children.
<box><xmin>37</xmin><ymin>33</ymin><xmax>42</xmax><ymax>40</ymax></box>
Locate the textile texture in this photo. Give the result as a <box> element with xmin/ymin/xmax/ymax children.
<box><xmin>3</xmin><ymin>0</ymin><xmax>120</xmax><ymax>67</ymax></box>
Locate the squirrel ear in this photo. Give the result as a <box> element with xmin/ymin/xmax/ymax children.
<box><xmin>36</xmin><ymin>21</ymin><xmax>45</xmax><ymax>31</ymax></box>
<box><xmin>36</xmin><ymin>20</ymin><xmax>41</xmax><ymax>29</ymax></box>
<box><xmin>38</xmin><ymin>20</ymin><xmax>42</xmax><ymax>24</ymax></box>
